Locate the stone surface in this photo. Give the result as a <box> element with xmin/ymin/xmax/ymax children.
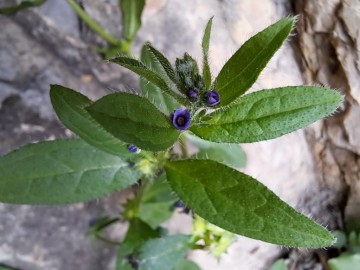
<box><xmin>0</xmin><ymin>0</ymin><xmax>350</xmax><ymax>269</ymax></box>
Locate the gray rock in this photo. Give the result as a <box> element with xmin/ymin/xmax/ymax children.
<box><xmin>0</xmin><ymin>45</ymin><xmax>18</xmax><ymax>82</ymax></box>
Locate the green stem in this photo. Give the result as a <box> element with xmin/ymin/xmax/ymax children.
<box><xmin>66</xmin><ymin>0</ymin><xmax>121</xmax><ymax>47</ymax></box>
<box><xmin>94</xmin><ymin>232</ymin><xmax>121</xmax><ymax>246</ymax></box>
<box><xmin>179</xmin><ymin>135</ymin><xmax>188</xmax><ymax>158</ymax></box>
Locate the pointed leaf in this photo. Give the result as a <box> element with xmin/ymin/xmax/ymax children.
<box><xmin>109</xmin><ymin>56</ymin><xmax>186</xmax><ymax>105</ymax></box>
<box><xmin>0</xmin><ymin>139</ymin><xmax>140</xmax><ymax>205</ymax></box>
<box><xmin>202</xmin><ymin>17</ymin><xmax>213</xmax><ymax>89</ymax></box>
<box><xmin>86</xmin><ymin>92</ymin><xmax>180</xmax><ymax>151</ymax></box>
<box><xmin>138</xmin><ymin>235</ymin><xmax>190</xmax><ymax>270</ymax></box>
<box><xmin>50</xmin><ymin>85</ymin><xmax>132</xmax><ymax>158</ymax></box>
<box><xmin>213</xmin><ymin>17</ymin><xmax>295</xmax><ymax>106</ymax></box>
<box><xmin>0</xmin><ymin>0</ymin><xmax>47</xmax><ymax>15</ymax></box>
<box><xmin>119</xmin><ymin>0</ymin><xmax>145</xmax><ymax>41</ymax></box>
<box><xmin>144</xmin><ymin>43</ymin><xmax>179</xmax><ymax>86</ymax></box>
<box><xmin>140</xmin><ymin>44</ymin><xmax>180</xmax><ymax>115</ymax></box>
<box><xmin>186</xmin><ymin>133</ymin><xmax>246</xmax><ymax>169</ymax></box>
<box><xmin>165</xmin><ymin>160</ymin><xmax>335</xmax><ymax>247</ymax></box>
<box><xmin>191</xmin><ymin>86</ymin><xmax>343</xmax><ymax>143</ymax></box>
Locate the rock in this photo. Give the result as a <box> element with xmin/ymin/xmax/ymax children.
<box><xmin>0</xmin><ymin>45</ymin><xmax>18</xmax><ymax>82</ymax></box>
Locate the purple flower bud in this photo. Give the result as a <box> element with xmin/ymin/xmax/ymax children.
<box><xmin>186</xmin><ymin>89</ymin><xmax>199</xmax><ymax>102</ymax></box>
<box><xmin>128</xmin><ymin>144</ymin><xmax>141</xmax><ymax>153</ymax></box>
<box><xmin>172</xmin><ymin>108</ymin><xmax>191</xmax><ymax>131</ymax></box>
<box><xmin>205</xmin><ymin>89</ymin><xmax>220</xmax><ymax>106</ymax></box>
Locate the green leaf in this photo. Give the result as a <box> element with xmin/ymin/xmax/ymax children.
<box><xmin>119</xmin><ymin>0</ymin><xmax>145</xmax><ymax>41</ymax></box>
<box><xmin>138</xmin><ymin>174</ymin><xmax>177</xmax><ymax>228</ymax></box>
<box><xmin>173</xmin><ymin>259</ymin><xmax>201</xmax><ymax>270</ymax></box>
<box><xmin>86</xmin><ymin>92</ymin><xmax>180</xmax><ymax>151</ymax></box>
<box><xmin>138</xmin><ymin>235</ymin><xmax>190</xmax><ymax>270</ymax></box>
<box><xmin>269</xmin><ymin>259</ymin><xmax>287</xmax><ymax>270</ymax></box>
<box><xmin>140</xmin><ymin>44</ymin><xmax>180</xmax><ymax>115</ymax></box>
<box><xmin>144</xmin><ymin>43</ymin><xmax>179</xmax><ymax>86</ymax></box>
<box><xmin>110</xmin><ymin>56</ymin><xmax>186</xmax><ymax>105</ymax></box>
<box><xmin>213</xmin><ymin>17</ymin><xmax>295</xmax><ymax>106</ymax></box>
<box><xmin>0</xmin><ymin>139</ymin><xmax>140</xmax><ymax>204</ymax></box>
<box><xmin>165</xmin><ymin>160</ymin><xmax>335</xmax><ymax>247</ymax></box>
<box><xmin>191</xmin><ymin>86</ymin><xmax>343</xmax><ymax>143</ymax></box>
<box><xmin>50</xmin><ymin>85</ymin><xmax>132</xmax><ymax>158</ymax></box>
<box><xmin>202</xmin><ymin>17</ymin><xmax>213</xmax><ymax>89</ymax></box>
<box><xmin>0</xmin><ymin>0</ymin><xmax>46</xmax><ymax>15</ymax></box>
<box><xmin>328</xmin><ymin>253</ymin><xmax>360</xmax><ymax>270</ymax></box>
<box><xmin>186</xmin><ymin>133</ymin><xmax>246</xmax><ymax>169</ymax></box>
<box><xmin>116</xmin><ymin>218</ymin><xmax>161</xmax><ymax>269</ymax></box>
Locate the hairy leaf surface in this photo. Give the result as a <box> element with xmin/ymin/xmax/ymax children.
<box><xmin>119</xmin><ymin>0</ymin><xmax>145</xmax><ymax>41</ymax></box>
<box><xmin>165</xmin><ymin>159</ymin><xmax>335</xmax><ymax>247</ymax></box>
<box><xmin>213</xmin><ymin>17</ymin><xmax>295</xmax><ymax>106</ymax></box>
<box><xmin>191</xmin><ymin>86</ymin><xmax>343</xmax><ymax>143</ymax></box>
<box><xmin>0</xmin><ymin>139</ymin><xmax>140</xmax><ymax>204</ymax></box>
<box><xmin>50</xmin><ymin>85</ymin><xmax>132</xmax><ymax>157</ymax></box>
<box><xmin>86</xmin><ymin>92</ymin><xmax>180</xmax><ymax>151</ymax></box>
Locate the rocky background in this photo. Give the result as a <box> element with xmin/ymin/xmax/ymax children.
<box><xmin>0</xmin><ymin>0</ymin><xmax>359</xmax><ymax>269</ymax></box>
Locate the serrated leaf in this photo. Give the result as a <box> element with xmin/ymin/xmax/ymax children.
<box><xmin>186</xmin><ymin>133</ymin><xmax>246</xmax><ymax>169</ymax></box>
<box><xmin>202</xmin><ymin>17</ymin><xmax>213</xmax><ymax>89</ymax></box>
<box><xmin>138</xmin><ymin>174</ymin><xmax>177</xmax><ymax>228</ymax></box>
<box><xmin>50</xmin><ymin>85</ymin><xmax>132</xmax><ymax>158</ymax></box>
<box><xmin>86</xmin><ymin>92</ymin><xmax>180</xmax><ymax>151</ymax></box>
<box><xmin>119</xmin><ymin>0</ymin><xmax>145</xmax><ymax>41</ymax></box>
<box><xmin>165</xmin><ymin>159</ymin><xmax>335</xmax><ymax>247</ymax></box>
<box><xmin>0</xmin><ymin>0</ymin><xmax>46</xmax><ymax>15</ymax></box>
<box><xmin>110</xmin><ymin>56</ymin><xmax>186</xmax><ymax>106</ymax></box>
<box><xmin>173</xmin><ymin>259</ymin><xmax>201</xmax><ymax>270</ymax></box>
<box><xmin>191</xmin><ymin>86</ymin><xmax>343</xmax><ymax>143</ymax></box>
<box><xmin>0</xmin><ymin>139</ymin><xmax>140</xmax><ymax>205</ymax></box>
<box><xmin>140</xmin><ymin>44</ymin><xmax>180</xmax><ymax>115</ymax></box>
<box><xmin>138</xmin><ymin>235</ymin><xmax>190</xmax><ymax>270</ymax></box>
<box><xmin>213</xmin><ymin>17</ymin><xmax>295</xmax><ymax>106</ymax></box>
<box><xmin>117</xmin><ymin>218</ymin><xmax>160</xmax><ymax>259</ymax></box>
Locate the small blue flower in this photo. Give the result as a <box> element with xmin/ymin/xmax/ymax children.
<box><xmin>174</xmin><ymin>200</ymin><xmax>184</xmax><ymax>208</ymax></box>
<box><xmin>205</xmin><ymin>89</ymin><xmax>220</xmax><ymax>106</ymax></box>
<box><xmin>128</xmin><ymin>144</ymin><xmax>141</xmax><ymax>153</ymax></box>
<box><xmin>172</xmin><ymin>108</ymin><xmax>191</xmax><ymax>131</ymax></box>
<box><xmin>186</xmin><ymin>88</ymin><xmax>199</xmax><ymax>102</ymax></box>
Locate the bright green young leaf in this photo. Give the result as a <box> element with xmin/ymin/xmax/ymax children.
<box><xmin>191</xmin><ymin>86</ymin><xmax>343</xmax><ymax>143</ymax></box>
<box><xmin>140</xmin><ymin>44</ymin><xmax>180</xmax><ymax>115</ymax></box>
<box><xmin>138</xmin><ymin>235</ymin><xmax>190</xmax><ymax>270</ymax></box>
<box><xmin>328</xmin><ymin>253</ymin><xmax>360</xmax><ymax>270</ymax></box>
<box><xmin>109</xmin><ymin>56</ymin><xmax>186</xmax><ymax>106</ymax></box>
<box><xmin>202</xmin><ymin>17</ymin><xmax>213</xmax><ymax>89</ymax></box>
<box><xmin>50</xmin><ymin>85</ymin><xmax>133</xmax><ymax>158</ymax></box>
<box><xmin>120</xmin><ymin>0</ymin><xmax>145</xmax><ymax>41</ymax></box>
<box><xmin>173</xmin><ymin>259</ymin><xmax>201</xmax><ymax>270</ymax></box>
<box><xmin>186</xmin><ymin>133</ymin><xmax>246</xmax><ymax>169</ymax></box>
<box><xmin>0</xmin><ymin>0</ymin><xmax>46</xmax><ymax>15</ymax></box>
<box><xmin>116</xmin><ymin>218</ymin><xmax>160</xmax><ymax>269</ymax></box>
<box><xmin>86</xmin><ymin>92</ymin><xmax>180</xmax><ymax>151</ymax></box>
<box><xmin>269</xmin><ymin>259</ymin><xmax>287</xmax><ymax>270</ymax></box>
<box><xmin>0</xmin><ymin>139</ymin><xmax>140</xmax><ymax>204</ymax></box>
<box><xmin>213</xmin><ymin>17</ymin><xmax>295</xmax><ymax>106</ymax></box>
<box><xmin>165</xmin><ymin>160</ymin><xmax>335</xmax><ymax>247</ymax></box>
